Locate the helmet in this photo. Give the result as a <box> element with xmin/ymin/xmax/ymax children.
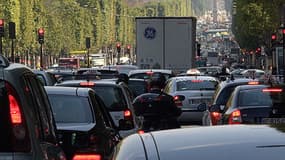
<box><xmin>149</xmin><ymin>73</ymin><xmax>166</xmax><ymax>89</ymax></box>
<box><xmin>133</xmin><ymin>93</ymin><xmax>165</xmax><ymax>116</ymax></box>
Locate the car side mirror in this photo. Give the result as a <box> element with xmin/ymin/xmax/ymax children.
<box><xmin>118</xmin><ymin>119</ymin><xmax>133</xmax><ymax>130</ymax></box>
<box><xmin>209</xmin><ymin>104</ymin><xmax>224</xmax><ymax>112</ymax></box>
<box><xmin>197</xmin><ymin>103</ymin><xmax>207</xmax><ymax>112</ymax></box>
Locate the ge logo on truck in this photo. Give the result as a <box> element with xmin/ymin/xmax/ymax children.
<box><xmin>144</xmin><ymin>27</ymin><xmax>156</xmax><ymax>40</ymax></box>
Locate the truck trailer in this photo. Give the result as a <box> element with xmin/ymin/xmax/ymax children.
<box><xmin>135</xmin><ymin>17</ymin><xmax>197</xmax><ymax>73</ymax></box>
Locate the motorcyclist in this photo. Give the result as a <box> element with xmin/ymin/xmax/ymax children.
<box><xmin>133</xmin><ymin>74</ymin><xmax>182</xmax><ymax>131</ymax></box>
<box><xmin>216</xmin><ymin>66</ymin><xmax>230</xmax><ymax>81</ymax></box>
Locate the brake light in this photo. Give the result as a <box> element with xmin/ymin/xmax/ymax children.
<box><xmin>262</xmin><ymin>88</ymin><xmax>283</xmax><ymax>92</ymax></box>
<box><xmin>9</xmin><ymin>92</ymin><xmax>22</xmax><ymax>124</ymax></box>
<box><xmin>173</xmin><ymin>95</ymin><xmax>183</xmax><ymax>107</ymax></box>
<box><xmin>80</xmin><ymin>81</ymin><xmax>95</xmax><ymax>87</ymax></box>
<box><xmin>248</xmin><ymin>81</ymin><xmax>259</xmax><ymax>85</ymax></box>
<box><xmin>146</xmin><ymin>71</ymin><xmax>153</xmax><ymax>75</ymax></box>
<box><xmin>124</xmin><ymin>110</ymin><xmax>131</xmax><ymax>117</ymax></box>
<box><xmin>72</xmin><ymin>154</ymin><xmax>101</xmax><ymax>160</ymax></box>
<box><xmin>212</xmin><ymin>112</ymin><xmax>220</xmax><ymax>118</ymax></box>
<box><xmin>191</xmin><ymin>79</ymin><xmax>203</xmax><ymax>83</ymax></box>
<box><xmin>138</xmin><ymin>130</ymin><xmax>144</xmax><ymax>134</ymax></box>
<box><xmin>228</xmin><ymin>109</ymin><xmax>242</xmax><ymax>124</ymax></box>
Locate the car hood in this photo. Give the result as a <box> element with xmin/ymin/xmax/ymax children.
<box><xmin>56</xmin><ymin>123</ymin><xmax>95</xmax><ymax>132</ymax></box>
<box><xmin>141</xmin><ymin>125</ymin><xmax>285</xmax><ymax>160</ymax></box>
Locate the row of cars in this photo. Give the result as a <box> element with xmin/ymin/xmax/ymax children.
<box><xmin>110</xmin><ymin>68</ymin><xmax>285</xmax><ymax>159</ymax></box>
<box><xmin>1</xmin><ymin>60</ymin><xmax>153</xmax><ymax>159</ymax></box>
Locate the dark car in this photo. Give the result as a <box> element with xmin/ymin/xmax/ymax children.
<box><xmin>0</xmin><ymin>56</ymin><xmax>66</xmax><ymax>159</ymax></box>
<box><xmin>111</xmin><ymin>125</ymin><xmax>285</xmax><ymax>160</ymax></box>
<box><xmin>208</xmin><ymin>84</ymin><xmax>285</xmax><ymax>125</ymax></box>
<box><xmin>202</xmin><ymin>78</ymin><xmax>262</xmax><ymax>126</ymax></box>
<box><xmin>56</xmin><ymin>79</ymin><xmax>142</xmax><ymax>138</ymax></box>
<box><xmin>45</xmin><ymin>86</ymin><xmax>121</xmax><ymax>160</ymax></box>
<box><xmin>33</xmin><ymin>69</ymin><xmax>58</xmax><ymax>86</ymax></box>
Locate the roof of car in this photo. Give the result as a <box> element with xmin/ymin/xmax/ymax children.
<box><xmin>140</xmin><ymin>125</ymin><xmax>285</xmax><ymax>159</ymax></box>
<box><xmin>128</xmin><ymin>69</ymin><xmax>174</xmax><ymax>76</ymax></box>
<box><xmin>218</xmin><ymin>78</ymin><xmax>260</xmax><ymax>88</ymax></box>
<box><xmin>169</xmin><ymin>75</ymin><xmax>218</xmax><ymax>81</ymax></box>
<box><xmin>56</xmin><ymin>79</ymin><xmax>121</xmax><ymax>87</ymax></box>
<box><xmin>45</xmin><ymin>86</ymin><xmax>92</xmax><ymax>97</ymax></box>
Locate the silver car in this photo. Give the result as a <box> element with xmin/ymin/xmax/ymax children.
<box><xmin>163</xmin><ymin>76</ymin><xmax>219</xmax><ymax>124</ymax></box>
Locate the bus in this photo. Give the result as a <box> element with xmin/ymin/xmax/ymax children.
<box><xmin>58</xmin><ymin>57</ymin><xmax>80</xmax><ymax>69</ymax></box>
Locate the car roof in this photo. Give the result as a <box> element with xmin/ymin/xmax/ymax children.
<box><xmin>218</xmin><ymin>78</ymin><xmax>260</xmax><ymax>88</ymax></box>
<box><xmin>140</xmin><ymin>125</ymin><xmax>285</xmax><ymax>160</ymax></box>
<box><xmin>45</xmin><ymin>86</ymin><xmax>92</xmax><ymax>97</ymax></box>
<box><xmin>169</xmin><ymin>75</ymin><xmax>218</xmax><ymax>81</ymax></box>
<box><xmin>56</xmin><ymin>79</ymin><xmax>120</xmax><ymax>87</ymax></box>
<box><xmin>128</xmin><ymin>69</ymin><xmax>173</xmax><ymax>76</ymax></box>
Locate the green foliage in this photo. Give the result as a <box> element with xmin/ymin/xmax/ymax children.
<box><xmin>233</xmin><ymin>0</ymin><xmax>284</xmax><ymax>50</ymax></box>
<box><xmin>0</xmin><ymin>0</ymin><xmax>194</xmax><ymax>58</ymax></box>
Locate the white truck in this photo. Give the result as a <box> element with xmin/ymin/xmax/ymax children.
<box><xmin>135</xmin><ymin>17</ymin><xmax>197</xmax><ymax>73</ymax></box>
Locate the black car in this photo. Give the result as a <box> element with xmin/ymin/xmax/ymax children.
<box><xmin>56</xmin><ymin>79</ymin><xmax>142</xmax><ymax>138</ymax></box>
<box><xmin>207</xmin><ymin>84</ymin><xmax>285</xmax><ymax>125</ymax></box>
<box><xmin>202</xmin><ymin>78</ymin><xmax>261</xmax><ymax>125</ymax></box>
<box><xmin>45</xmin><ymin>86</ymin><xmax>122</xmax><ymax>160</ymax></box>
<box><xmin>33</xmin><ymin>69</ymin><xmax>58</xmax><ymax>86</ymax></box>
<box><xmin>0</xmin><ymin>56</ymin><xmax>66</xmax><ymax>159</ymax></box>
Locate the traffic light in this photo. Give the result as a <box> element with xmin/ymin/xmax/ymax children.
<box><xmin>9</xmin><ymin>22</ymin><xmax>16</xmax><ymax>39</ymax></box>
<box><xmin>38</xmin><ymin>28</ymin><xmax>44</xmax><ymax>44</ymax></box>
<box><xmin>126</xmin><ymin>45</ymin><xmax>131</xmax><ymax>54</ymax></box>
<box><xmin>86</xmin><ymin>37</ymin><xmax>90</xmax><ymax>49</ymax></box>
<box><xmin>197</xmin><ymin>43</ymin><xmax>201</xmax><ymax>57</ymax></box>
<box><xmin>0</xmin><ymin>19</ymin><xmax>4</xmax><ymax>37</ymax></box>
<box><xmin>116</xmin><ymin>43</ymin><xmax>121</xmax><ymax>53</ymax></box>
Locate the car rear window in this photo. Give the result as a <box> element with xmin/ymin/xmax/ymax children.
<box><xmin>176</xmin><ymin>79</ymin><xmax>217</xmax><ymax>91</ymax></box>
<box><xmin>238</xmin><ymin>89</ymin><xmax>272</xmax><ymax>107</ymax></box>
<box><xmin>48</xmin><ymin>95</ymin><xmax>93</xmax><ymax>123</ymax></box>
<box><xmin>93</xmin><ymin>86</ymin><xmax>128</xmax><ymax>111</ymax></box>
<box><xmin>129</xmin><ymin>72</ymin><xmax>172</xmax><ymax>81</ymax></box>
<box><xmin>128</xmin><ymin>80</ymin><xmax>148</xmax><ymax>97</ymax></box>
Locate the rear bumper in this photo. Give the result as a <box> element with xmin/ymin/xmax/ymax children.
<box><xmin>178</xmin><ymin>110</ymin><xmax>204</xmax><ymax>123</ymax></box>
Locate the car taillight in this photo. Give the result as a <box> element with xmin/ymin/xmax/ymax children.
<box><xmin>262</xmin><ymin>88</ymin><xmax>282</xmax><ymax>92</ymax></box>
<box><xmin>138</xmin><ymin>130</ymin><xmax>144</xmax><ymax>134</ymax></box>
<box><xmin>72</xmin><ymin>154</ymin><xmax>101</xmax><ymax>160</ymax></box>
<box><xmin>212</xmin><ymin>112</ymin><xmax>221</xmax><ymax>118</ymax></box>
<box><xmin>173</xmin><ymin>95</ymin><xmax>183</xmax><ymax>107</ymax></box>
<box><xmin>124</xmin><ymin>109</ymin><xmax>132</xmax><ymax>118</ymax></box>
<box><xmin>248</xmin><ymin>81</ymin><xmax>259</xmax><ymax>85</ymax></box>
<box><xmin>9</xmin><ymin>94</ymin><xmax>22</xmax><ymax>124</ymax></box>
<box><xmin>80</xmin><ymin>81</ymin><xmax>95</xmax><ymax>87</ymax></box>
<box><xmin>228</xmin><ymin>109</ymin><xmax>242</xmax><ymax>124</ymax></box>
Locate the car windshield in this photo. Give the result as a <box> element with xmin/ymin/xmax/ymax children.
<box><xmin>48</xmin><ymin>95</ymin><xmax>93</xmax><ymax>123</ymax></box>
<box><xmin>176</xmin><ymin>79</ymin><xmax>217</xmax><ymax>91</ymax></box>
<box><xmin>93</xmin><ymin>86</ymin><xmax>128</xmax><ymax>111</ymax></box>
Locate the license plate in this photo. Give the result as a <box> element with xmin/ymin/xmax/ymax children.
<box><xmin>189</xmin><ymin>99</ymin><xmax>210</xmax><ymax>104</ymax></box>
<box><xmin>261</xmin><ymin>118</ymin><xmax>285</xmax><ymax>124</ymax></box>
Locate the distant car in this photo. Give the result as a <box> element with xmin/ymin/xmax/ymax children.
<box><xmin>241</xmin><ymin>69</ymin><xmax>265</xmax><ymax>79</ymax></box>
<box><xmin>163</xmin><ymin>76</ymin><xmax>219</xmax><ymax>124</ymax></box>
<box><xmin>127</xmin><ymin>78</ymin><xmax>149</xmax><ymax>97</ymax></box>
<box><xmin>196</xmin><ymin>66</ymin><xmax>222</xmax><ymax>76</ymax></box>
<box><xmin>56</xmin><ymin>79</ymin><xmax>142</xmax><ymax>138</ymax></box>
<box><xmin>45</xmin><ymin>86</ymin><xmax>121</xmax><ymax>160</ymax></box>
<box><xmin>33</xmin><ymin>69</ymin><xmax>57</xmax><ymax>86</ymax></box>
<box><xmin>102</xmin><ymin>64</ymin><xmax>139</xmax><ymax>75</ymax></box>
<box><xmin>128</xmin><ymin>69</ymin><xmax>175</xmax><ymax>81</ymax></box>
<box><xmin>206</xmin><ymin>84</ymin><xmax>285</xmax><ymax>125</ymax></box>
<box><xmin>111</xmin><ymin>125</ymin><xmax>285</xmax><ymax>160</ymax></box>
<box><xmin>77</xmin><ymin>67</ymin><xmax>119</xmax><ymax>79</ymax></box>
<box><xmin>0</xmin><ymin>56</ymin><xmax>66</xmax><ymax>159</ymax></box>
<box><xmin>202</xmin><ymin>78</ymin><xmax>262</xmax><ymax>126</ymax></box>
